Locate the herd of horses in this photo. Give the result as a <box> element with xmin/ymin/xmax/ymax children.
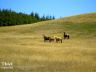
<box><xmin>43</xmin><ymin>32</ymin><xmax>70</xmax><ymax>43</ymax></box>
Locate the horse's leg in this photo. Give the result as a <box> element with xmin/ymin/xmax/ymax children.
<box><xmin>49</xmin><ymin>39</ymin><xmax>52</xmax><ymax>42</ymax></box>
<box><xmin>64</xmin><ymin>36</ymin><xmax>65</xmax><ymax>39</ymax></box>
<box><xmin>49</xmin><ymin>38</ymin><xmax>51</xmax><ymax>42</ymax></box>
<box><xmin>56</xmin><ymin>39</ymin><xmax>58</xmax><ymax>43</ymax></box>
<box><xmin>61</xmin><ymin>39</ymin><xmax>62</xmax><ymax>43</ymax></box>
<box><xmin>68</xmin><ymin>35</ymin><xmax>69</xmax><ymax>39</ymax></box>
<box><xmin>65</xmin><ymin>36</ymin><xmax>66</xmax><ymax>39</ymax></box>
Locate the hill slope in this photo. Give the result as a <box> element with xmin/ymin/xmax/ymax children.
<box><xmin>0</xmin><ymin>13</ymin><xmax>96</xmax><ymax>72</ymax></box>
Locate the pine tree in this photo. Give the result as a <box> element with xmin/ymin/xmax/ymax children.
<box><xmin>34</xmin><ymin>13</ymin><xmax>40</xmax><ymax>20</ymax></box>
<box><xmin>0</xmin><ymin>9</ymin><xmax>55</xmax><ymax>26</ymax></box>
<box><xmin>31</xmin><ymin>12</ymin><xmax>35</xmax><ymax>17</ymax></box>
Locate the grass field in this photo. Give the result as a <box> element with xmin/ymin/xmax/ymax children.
<box><xmin>0</xmin><ymin>13</ymin><xmax>96</xmax><ymax>72</ymax></box>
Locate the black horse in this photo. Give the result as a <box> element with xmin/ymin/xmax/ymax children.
<box><xmin>43</xmin><ymin>35</ymin><xmax>50</xmax><ymax>42</ymax></box>
<box><xmin>63</xmin><ymin>32</ymin><xmax>70</xmax><ymax>39</ymax></box>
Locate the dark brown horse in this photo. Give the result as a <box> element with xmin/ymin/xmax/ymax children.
<box><xmin>43</xmin><ymin>35</ymin><xmax>50</xmax><ymax>42</ymax></box>
<box><xmin>63</xmin><ymin>32</ymin><xmax>70</xmax><ymax>39</ymax></box>
<box><xmin>43</xmin><ymin>35</ymin><xmax>55</xmax><ymax>42</ymax></box>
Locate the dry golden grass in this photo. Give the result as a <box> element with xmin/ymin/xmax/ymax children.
<box><xmin>0</xmin><ymin>13</ymin><xmax>96</xmax><ymax>72</ymax></box>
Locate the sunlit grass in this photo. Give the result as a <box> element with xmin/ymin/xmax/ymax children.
<box><xmin>0</xmin><ymin>13</ymin><xmax>96</xmax><ymax>72</ymax></box>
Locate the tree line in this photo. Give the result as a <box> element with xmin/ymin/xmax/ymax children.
<box><xmin>0</xmin><ymin>9</ymin><xmax>55</xmax><ymax>26</ymax></box>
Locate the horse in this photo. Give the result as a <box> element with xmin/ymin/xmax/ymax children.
<box><xmin>54</xmin><ymin>36</ymin><xmax>62</xmax><ymax>43</ymax></box>
<box><xmin>49</xmin><ymin>37</ymin><xmax>55</xmax><ymax>42</ymax></box>
<box><xmin>63</xmin><ymin>32</ymin><xmax>70</xmax><ymax>39</ymax></box>
<box><xmin>43</xmin><ymin>35</ymin><xmax>50</xmax><ymax>42</ymax></box>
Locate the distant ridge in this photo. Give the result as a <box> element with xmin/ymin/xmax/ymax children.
<box><xmin>35</xmin><ymin>13</ymin><xmax>96</xmax><ymax>25</ymax></box>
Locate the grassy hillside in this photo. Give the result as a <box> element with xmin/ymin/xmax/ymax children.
<box><xmin>0</xmin><ymin>13</ymin><xmax>96</xmax><ymax>72</ymax></box>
